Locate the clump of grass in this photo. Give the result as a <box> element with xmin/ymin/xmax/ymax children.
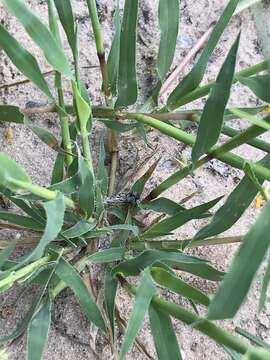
<box><xmin>0</xmin><ymin>0</ymin><xmax>270</xmax><ymax>359</ymax></box>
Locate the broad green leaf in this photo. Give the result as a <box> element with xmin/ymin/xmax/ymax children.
<box><xmin>167</xmin><ymin>0</ymin><xmax>240</xmax><ymax>110</ymax></box>
<box><xmin>158</xmin><ymin>0</ymin><xmax>180</xmax><ymax>80</ymax></box>
<box><xmin>55</xmin><ymin>257</ymin><xmax>106</xmax><ymax>331</ymax></box>
<box><xmin>0</xmin><ymin>268</ymin><xmax>54</xmax><ymax>344</ymax></box>
<box><xmin>105</xmin><ymin>271</ymin><xmax>118</xmax><ymax>339</ymax></box>
<box><xmin>78</xmin><ymin>158</ymin><xmax>95</xmax><ymax>217</ymax></box>
<box><xmin>2</xmin><ymin>0</ymin><xmax>72</xmax><ymax>78</ymax></box>
<box><xmin>29</xmin><ymin>194</ymin><xmax>65</xmax><ymax>260</ymax></box>
<box><xmin>112</xmin><ymin>250</ymin><xmax>224</xmax><ymax>281</ymax></box>
<box><xmin>54</xmin><ymin>0</ymin><xmax>77</xmax><ymax>57</ymax></box>
<box><xmin>149</xmin><ymin>304</ymin><xmax>182</xmax><ymax>360</ymax></box>
<box><xmin>0</xmin><ymin>153</ymin><xmax>31</xmax><ymax>192</ymax></box>
<box><xmin>237</xmin><ymin>74</ymin><xmax>270</xmax><ymax>103</ymax></box>
<box><xmin>115</xmin><ymin>0</ymin><xmax>138</xmax><ymax>107</ymax></box>
<box><xmin>0</xmin><ymin>25</ymin><xmax>52</xmax><ymax>98</ymax></box>
<box><xmin>98</xmin><ymin>138</ymin><xmax>108</xmax><ymax>196</ymax></box>
<box><xmin>192</xmin><ymin>34</ymin><xmax>240</xmax><ymax>164</ymax></box>
<box><xmin>208</xmin><ymin>201</ymin><xmax>270</xmax><ymax>320</ymax></box>
<box><xmin>131</xmin><ymin>158</ymin><xmax>160</xmax><ymax>195</ymax></box>
<box><xmin>27</xmin><ymin>299</ymin><xmax>52</xmax><ymax>360</ymax></box>
<box><xmin>141</xmin><ymin>196</ymin><xmax>222</xmax><ymax>239</ymax></box>
<box><xmin>0</xmin><ymin>105</ymin><xmax>24</xmax><ymax>124</ymax></box>
<box><xmin>0</xmin><ymin>212</ymin><xmax>43</xmax><ymax>231</ymax></box>
<box><xmin>194</xmin><ymin>153</ymin><xmax>270</xmax><ymax>241</ymax></box>
<box><xmin>0</xmin><ymin>240</ymin><xmax>16</xmax><ymax>269</ymax></box>
<box><xmin>107</xmin><ymin>0</ymin><xmax>121</xmax><ymax>95</ymax></box>
<box><xmin>141</xmin><ymin>197</ymin><xmax>185</xmax><ymax>215</ymax></box>
<box><xmin>62</xmin><ymin>220</ymin><xmax>96</xmax><ymax>239</ymax></box>
<box><xmin>119</xmin><ymin>269</ymin><xmax>156</xmax><ymax>360</ymax></box>
<box><xmin>259</xmin><ymin>252</ymin><xmax>270</xmax><ymax>312</ymax></box>
<box><xmin>151</xmin><ymin>267</ymin><xmax>210</xmax><ymax>306</ymax></box>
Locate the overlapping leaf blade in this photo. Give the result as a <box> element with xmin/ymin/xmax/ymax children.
<box><xmin>194</xmin><ymin>153</ymin><xmax>270</xmax><ymax>241</ymax></box>
<box><xmin>141</xmin><ymin>196</ymin><xmax>222</xmax><ymax>239</ymax></box>
<box><xmin>55</xmin><ymin>257</ymin><xmax>106</xmax><ymax>331</ymax></box>
<box><xmin>0</xmin><ymin>105</ymin><xmax>25</xmax><ymax>124</ymax></box>
<box><xmin>167</xmin><ymin>0</ymin><xmax>240</xmax><ymax>110</ymax></box>
<box><xmin>1</xmin><ymin>0</ymin><xmax>72</xmax><ymax>78</ymax></box>
<box><xmin>105</xmin><ymin>271</ymin><xmax>118</xmax><ymax>339</ymax></box>
<box><xmin>27</xmin><ymin>299</ymin><xmax>52</xmax><ymax>360</ymax></box>
<box><xmin>237</xmin><ymin>74</ymin><xmax>270</xmax><ymax>103</ymax></box>
<box><xmin>119</xmin><ymin>269</ymin><xmax>156</xmax><ymax>360</ymax></box>
<box><xmin>0</xmin><ymin>241</ymin><xmax>16</xmax><ymax>269</ymax></box>
<box><xmin>115</xmin><ymin>0</ymin><xmax>138</xmax><ymax>107</ymax></box>
<box><xmin>192</xmin><ymin>33</ymin><xmax>240</xmax><ymax>164</ymax></box>
<box><xmin>208</xmin><ymin>201</ymin><xmax>270</xmax><ymax>320</ymax></box>
<box><xmin>107</xmin><ymin>0</ymin><xmax>121</xmax><ymax>96</ymax></box>
<box><xmin>149</xmin><ymin>304</ymin><xmax>182</xmax><ymax>360</ymax></box>
<box><xmin>158</xmin><ymin>0</ymin><xmax>180</xmax><ymax>80</ymax></box>
<box><xmin>151</xmin><ymin>267</ymin><xmax>210</xmax><ymax>306</ymax></box>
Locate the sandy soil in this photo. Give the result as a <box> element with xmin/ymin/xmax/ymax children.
<box><xmin>0</xmin><ymin>0</ymin><xmax>270</xmax><ymax>359</ymax></box>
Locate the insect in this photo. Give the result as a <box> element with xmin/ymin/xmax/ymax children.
<box><xmin>104</xmin><ymin>192</ymin><xmax>140</xmax><ymax>207</ymax></box>
<box><xmin>0</xmin><ymin>194</ymin><xmax>11</xmax><ymax>210</ymax></box>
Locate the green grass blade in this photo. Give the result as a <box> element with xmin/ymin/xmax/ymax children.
<box><xmin>151</xmin><ymin>267</ymin><xmax>210</xmax><ymax>306</ymax></box>
<box><xmin>259</xmin><ymin>252</ymin><xmax>270</xmax><ymax>312</ymax></box>
<box><xmin>119</xmin><ymin>269</ymin><xmax>156</xmax><ymax>360</ymax></box>
<box><xmin>0</xmin><ymin>241</ymin><xmax>16</xmax><ymax>269</ymax></box>
<box><xmin>27</xmin><ymin>122</ymin><xmax>59</xmax><ymax>151</ymax></box>
<box><xmin>235</xmin><ymin>327</ymin><xmax>270</xmax><ymax>350</ymax></box>
<box><xmin>27</xmin><ymin>299</ymin><xmax>52</xmax><ymax>360</ymax></box>
<box><xmin>194</xmin><ymin>153</ymin><xmax>270</xmax><ymax>241</ymax></box>
<box><xmin>105</xmin><ymin>271</ymin><xmax>118</xmax><ymax>340</ymax></box>
<box><xmin>55</xmin><ymin>257</ymin><xmax>106</xmax><ymax>331</ymax></box>
<box><xmin>112</xmin><ymin>250</ymin><xmax>224</xmax><ymax>281</ymax></box>
<box><xmin>141</xmin><ymin>196</ymin><xmax>222</xmax><ymax>239</ymax></box>
<box><xmin>62</xmin><ymin>220</ymin><xmax>96</xmax><ymax>239</ymax></box>
<box><xmin>149</xmin><ymin>304</ymin><xmax>182</xmax><ymax>360</ymax></box>
<box><xmin>208</xmin><ymin>201</ymin><xmax>270</xmax><ymax>320</ymax></box>
<box><xmin>167</xmin><ymin>0</ymin><xmax>240</xmax><ymax>110</ymax></box>
<box><xmin>115</xmin><ymin>0</ymin><xmax>138</xmax><ymax>107</ymax></box>
<box><xmin>192</xmin><ymin>33</ymin><xmax>240</xmax><ymax>164</ymax></box>
<box><xmin>107</xmin><ymin>0</ymin><xmax>121</xmax><ymax>96</ymax></box>
<box><xmin>0</xmin><ymin>212</ymin><xmax>43</xmax><ymax>231</ymax></box>
<box><xmin>0</xmin><ymin>105</ymin><xmax>24</xmax><ymax>124</ymax></box>
<box><xmin>237</xmin><ymin>74</ymin><xmax>270</xmax><ymax>103</ymax></box>
<box><xmin>158</xmin><ymin>0</ymin><xmax>180</xmax><ymax>80</ymax></box>
<box><xmin>0</xmin><ymin>25</ymin><xmax>52</xmax><ymax>98</ymax></box>
<box><xmin>85</xmin><ymin>247</ymin><xmax>125</xmax><ymax>265</ymax></box>
<box><xmin>1</xmin><ymin>0</ymin><xmax>72</xmax><ymax>78</ymax></box>
<box><xmin>141</xmin><ymin>197</ymin><xmax>186</xmax><ymax>216</ymax></box>
<box><xmin>78</xmin><ymin>158</ymin><xmax>95</xmax><ymax>217</ymax></box>
<box><xmin>0</xmin><ymin>153</ymin><xmax>32</xmax><ymax>192</ymax></box>
<box><xmin>53</xmin><ymin>0</ymin><xmax>77</xmax><ymax>57</ymax></box>
<box><xmin>51</xmin><ymin>153</ymin><xmax>65</xmax><ymax>185</ymax></box>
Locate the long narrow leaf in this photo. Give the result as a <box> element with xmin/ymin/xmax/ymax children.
<box><xmin>158</xmin><ymin>0</ymin><xmax>180</xmax><ymax>80</ymax></box>
<box><xmin>2</xmin><ymin>0</ymin><xmax>72</xmax><ymax>78</ymax></box>
<box><xmin>27</xmin><ymin>299</ymin><xmax>52</xmax><ymax>360</ymax></box>
<box><xmin>259</xmin><ymin>252</ymin><xmax>270</xmax><ymax>312</ymax></box>
<box><xmin>192</xmin><ymin>33</ymin><xmax>240</xmax><ymax>164</ymax></box>
<box><xmin>119</xmin><ymin>269</ymin><xmax>156</xmax><ymax>360</ymax></box>
<box><xmin>105</xmin><ymin>271</ymin><xmax>118</xmax><ymax>340</ymax></box>
<box><xmin>141</xmin><ymin>196</ymin><xmax>222</xmax><ymax>239</ymax></box>
<box><xmin>167</xmin><ymin>0</ymin><xmax>240</xmax><ymax>110</ymax></box>
<box><xmin>194</xmin><ymin>153</ymin><xmax>270</xmax><ymax>241</ymax></box>
<box><xmin>0</xmin><ymin>105</ymin><xmax>25</xmax><ymax>124</ymax></box>
<box><xmin>208</xmin><ymin>201</ymin><xmax>270</xmax><ymax>320</ymax></box>
<box><xmin>0</xmin><ymin>240</ymin><xmax>16</xmax><ymax>269</ymax></box>
<box><xmin>237</xmin><ymin>74</ymin><xmax>270</xmax><ymax>103</ymax></box>
<box><xmin>149</xmin><ymin>304</ymin><xmax>182</xmax><ymax>360</ymax></box>
<box><xmin>115</xmin><ymin>0</ymin><xmax>138</xmax><ymax>107</ymax></box>
<box><xmin>55</xmin><ymin>257</ymin><xmax>106</xmax><ymax>331</ymax></box>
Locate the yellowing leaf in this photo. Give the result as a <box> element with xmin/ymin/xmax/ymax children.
<box><xmin>5</xmin><ymin>128</ymin><xmax>13</xmax><ymax>144</ymax></box>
